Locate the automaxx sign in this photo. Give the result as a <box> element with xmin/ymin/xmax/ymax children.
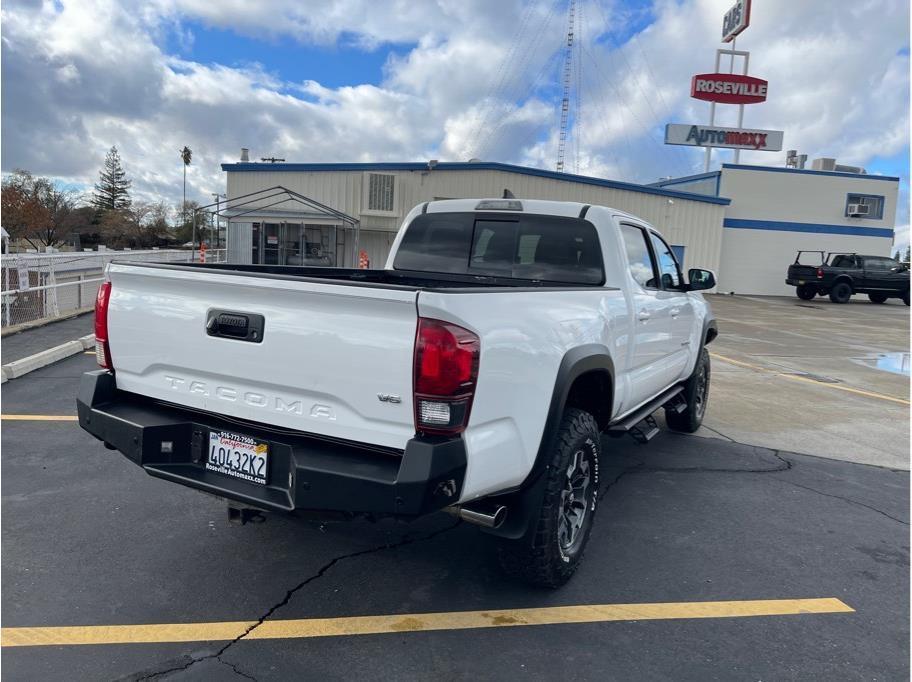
<box><xmin>691</xmin><ymin>73</ymin><xmax>768</xmax><ymax>105</ymax></box>
<box><xmin>665</xmin><ymin>124</ymin><xmax>783</xmax><ymax>152</ymax></box>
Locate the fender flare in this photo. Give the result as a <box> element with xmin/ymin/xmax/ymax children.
<box><xmin>703</xmin><ymin>317</ymin><xmax>718</xmax><ymax>346</ymax></box>
<box><xmin>481</xmin><ymin>344</ymin><xmax>614</xmax><ymax>539</ymax></box>
<box><xmin>832</xmin><ymin>275</ymin><xmax>855</xmax><ymax>291</ymax></box>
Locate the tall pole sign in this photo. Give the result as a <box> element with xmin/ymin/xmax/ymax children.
<box><xmin>663</xmin><ymin>0</ymin><xmax>784</xmax><ymax>172</ymax></box>
<box><xmin>722</xmin><ymin>0</ymin><xmax>751</xmax><ymax>43</ymax></box>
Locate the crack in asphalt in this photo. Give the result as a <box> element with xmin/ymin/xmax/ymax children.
<box><xmin>773</xmin><ymin>479</ymin><xmax>909</xmax><ymax>526</ymax></box>
<box><xmin>135</xmin><ymin>519</ymin><xmax>462</xmax><ymax>681</ymax></box>
<box><xmin>217</xmin><ymin>658</ymin><xmax>257</xmax><ymax>681</ymax></box>
<box><xmin>600</xmin><ymin>430</ymin><xmax>907</xmax><ymax>525</ymax></box>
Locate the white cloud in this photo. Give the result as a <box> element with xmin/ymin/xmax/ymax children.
<box><xmin>1</xmin><ymin>0</ymin><xmax>908</xmax><ymax>221</ymax></box>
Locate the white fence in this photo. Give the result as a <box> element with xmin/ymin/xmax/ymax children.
<box><xmin>1</xmin><ymin>249</ymin><xmax>226</xmax><ymax>329</ymax></box>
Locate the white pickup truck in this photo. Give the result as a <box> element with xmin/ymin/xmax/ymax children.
<box><xmin>78</xmin><ymin>198</ymin><xmax>717</xmax><ymax>586</ymax></box>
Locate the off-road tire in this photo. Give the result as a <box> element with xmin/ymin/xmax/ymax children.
<box><xmin>868</xmin><ymin>293</ymin><xmax>888</xmax><ymax>304</ymax></box>
<box><xmin>829</xmin><ymin>281</ymin><xmax>853</xmax><ymax>304</ymax></box>
<box><xmin>796</xmin><ymin>285</ymin><xmax>817</xmax><ymax>300</ymax></box>
<box><xmin>496</xmin><ymin>408</ymin><xmax>600</xmax><ymax>588</ymax></box>
<box><xmin>665</xmin><ymin>347</ymin><xmax>710</xmax><ymax>433</ymax></box>
<box><xmin>904</xmin><ymin>290</ymin><xmax>910</xmax><ymax>306</ymax></box>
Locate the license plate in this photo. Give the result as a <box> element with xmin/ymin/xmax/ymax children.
<box><xmin>206</xmin><ymin>430</ymin><xmax>269</xmax><ymax>485</ymax></box>
<box><xmin>798</xmin><ymin>280</ymin><xmax>806</xmax><ymax>285</ymax></box>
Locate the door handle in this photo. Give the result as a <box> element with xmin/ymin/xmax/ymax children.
<box><xmin>670</xmin><ymin>307</ymin><xmax>680</xmax><ymax>318</ymax></box>
<box><xmin>638</xmin><ymin>310</ymin><xmax>651</xmax><ymax>321</ymax></box>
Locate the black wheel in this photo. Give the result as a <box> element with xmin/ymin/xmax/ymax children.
<box><xmin>497</xmin><ymin>408</ymin><xmax>600</xmax><ymax>588</ymax></box>
<box><xmin>796</xmin><ymin>285</ymin><xmax>817</xmax><ymax>300</ymax></box>
<box><xmin>665</xmin><ymin>347</ymin><xmax>710</xmax><ymax>433</ymax></box>
<box><xmin>904</xmin><ymin>291</ymin><xmax>910</xmax><ymax>306</ymax></box>
<box><xmin>829</xmin><ymin>281</ymin><xmax>852</xmax><ymax>304</ymax></box>
<box><xmin>868</xmin><ymin>293</ymin><xmax>888</xmax><ymax>304</ymax></box>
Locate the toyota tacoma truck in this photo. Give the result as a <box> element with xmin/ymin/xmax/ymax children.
<box><xmin>77</xmin><ymin>199</ymin><xmax>717</xmax><ymax>587</ymax></box>
<box><xmin>787</xmin><ymin>251</ymin><xmax>910</xmax><ymax>305</ymax></box>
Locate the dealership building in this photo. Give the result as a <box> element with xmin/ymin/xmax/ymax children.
<box><xmin>221</xmin><ymin>158</ymin><xmax>899</xmax><ymax>296</ymax></box>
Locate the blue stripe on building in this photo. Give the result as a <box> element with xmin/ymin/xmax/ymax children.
<box><xmin>723</xmin><ymin>218</ymin><xmax>894</xmax><ymax>238</ymax></box>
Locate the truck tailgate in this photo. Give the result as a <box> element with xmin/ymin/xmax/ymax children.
<box><xmin>105</xmin><ymin>263</ymin><xmax>418</xmax><ymax>450</ymax></box>
<box><xmin>787</xmin><ymin>264</ymin><xmax>819</xmax><ymax>280</ymax></box>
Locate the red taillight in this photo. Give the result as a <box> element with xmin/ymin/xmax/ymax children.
<box><xmin>94</xmin><ymin>281</ymin><xmax>113</xmax><ymax>369</ymax></box>
<box><xmin>413</xmin><ymin>318</ymin><xmax>480</xmax><ymax>436</ymax></box>
<box><xmin>816</xmin><ymin>267</ymin><xmax>824</xmax><ymax>279</ymax></box>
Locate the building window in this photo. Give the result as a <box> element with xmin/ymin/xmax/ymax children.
<box><xmin>367</xmin><ymin>173</ymin><xmax>395</xmax><ymax>213</ymax></box>
<box><xmin>845</xmin><ymin>194</ymin><xmax>884</xmax><ymax>220</ymax></box>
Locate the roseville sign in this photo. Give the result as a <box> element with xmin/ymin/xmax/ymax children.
<box><xmin>691</xmin><ymin>73</ymin><xmax>768</xmax><ymax>105</ymax></box>
<box><xmin>722</xmin><ymin>0</ymin><xmax>751</xmax><ymax>42</ymax></box>
<box><xmin>665</xmin><ymin>123</ymin><xmax>783</xmax><ymax>152</ymax></box>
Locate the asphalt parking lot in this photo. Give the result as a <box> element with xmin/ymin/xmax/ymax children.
<box><xmin>1</xmin><ymin>296</ymin><xmax>909</xmax><ymax>680</ymax></box>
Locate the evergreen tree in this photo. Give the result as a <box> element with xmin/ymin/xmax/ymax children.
<box><xmin>92</xmin><ymin>146</ymin><xmax>132</xmax><ymax>211</ymax></box>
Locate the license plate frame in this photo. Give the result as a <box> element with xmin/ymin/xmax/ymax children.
<box><xmin>206</xmin><ymin>430</ymin><xmax>269</xmax><ymax>486</ymax></box>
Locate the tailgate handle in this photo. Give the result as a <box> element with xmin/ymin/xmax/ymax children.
<box><xmin>206</xmin><ymin>310</ymin><xmax>265</xmax><ymax>343</ymax></box>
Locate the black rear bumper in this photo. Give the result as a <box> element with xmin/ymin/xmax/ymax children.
<box><xmin>76</xmin><ymin>371</ymin><xmax>466</xmax><ymax>518</ymax></box>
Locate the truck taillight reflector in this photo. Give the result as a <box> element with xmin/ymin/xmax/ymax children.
<box><xmin>413</xmin><ymin>318</ymin><xmax>479</xmax><ymax>436</ymax></box>
<box><xmin>94</xmin><ymin>281</ymin><xmax>113</xmax><ymax>369</ymax></box>
<box><xmin>816</xmin><ymin>267</ymin><xmax>824</xmax><ymax>279</ymax></box>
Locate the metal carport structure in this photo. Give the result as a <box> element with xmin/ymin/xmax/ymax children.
<box><xmin>192</xmin><ymin>186</ymin><xmax>360</xmax><ymax>267</ymax></box>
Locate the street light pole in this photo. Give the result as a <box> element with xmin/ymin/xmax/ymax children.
<box><xmin>211</xmin><ymin>192</ymin><xmax>227</xmax><ymax>256</ymax></box>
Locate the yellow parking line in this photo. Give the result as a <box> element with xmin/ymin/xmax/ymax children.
<box><xmin>709</xmin><ymin>352</ymin><xmax>765</xmax><ymax>372</ymax></box>
<box><xmin>1</xmin><ymin>598</ymin><xmax>853</xmax><ymax>647</ymax></box>
<box><xmin>779</xmin><ymin>374</ymin><xmax>910</xmax><ymax>406</ymax></box>
<box><xmin>0</xmin><ymin>415</ymin><xmax>78</xmax><ymax>421</ymax></box>
<box><xmin>710</xmin><ymin>352</ymin><xmax>909</xmax><ymax>406</ymax></box>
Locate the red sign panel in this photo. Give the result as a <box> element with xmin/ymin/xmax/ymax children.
<box><xmin>691</xmin><ymin>73</ymin><xmax>768</xmax><ymax>105</ymax></box>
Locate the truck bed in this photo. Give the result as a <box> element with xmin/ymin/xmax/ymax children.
<box><xmin>147</xmin><ymin>262</ymin><xmax>603</xmax><ymax>291</ymax></box>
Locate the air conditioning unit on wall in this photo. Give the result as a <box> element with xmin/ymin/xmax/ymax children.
<box><xmin>847</xmin><ymin>203</ymin><xmax>870</xmax><ymax>217</ymax></box>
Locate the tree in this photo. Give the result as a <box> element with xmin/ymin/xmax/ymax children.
<box><xmin>171</xmin><ymin>200</ymin><xmax>201</xmax><ymax>243</ymax></box>
<box><xmin>92</xmin><ymin>146</ymin><xmax>132</xmax><ymax>211</ymax></box>
<box><xmin>1</xmin><ymin>169</ymin><xmax>77</xmax><ymax>248</ymax></box>
<box><xmin>2</xmin><ymin>170</ymin><xmax>49</xmax><ymax>247</ymax></box>
<box><xmin>905</xmin><ymin>246</ymin><xmax>911</xmax><ymax>263</ymax></box>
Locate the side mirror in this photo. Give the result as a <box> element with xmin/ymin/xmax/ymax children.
<box><xmin>687</xmin><ymin>268</ymin><xmax>716</xmax><ymax>291</ymax></box>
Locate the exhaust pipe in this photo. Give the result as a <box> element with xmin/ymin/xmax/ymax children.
<box><xmin>446</xmin><ymin>503</ymin><xmax>507</xmax><ymax>529</ymax></box>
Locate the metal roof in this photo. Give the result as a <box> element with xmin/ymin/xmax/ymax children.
<box><xmin>220</xmin><ymin>161</ymin><xmax>732</xmax><ymax>206</ymax></box>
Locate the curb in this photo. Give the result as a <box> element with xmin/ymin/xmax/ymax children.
<box><xmin>1</xmin><ymin>334</ymin><xmax>95</xmax><ymax>383</ymax></box>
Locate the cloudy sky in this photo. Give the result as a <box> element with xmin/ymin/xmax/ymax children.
<box><xmin>2</xmin><ymin>0</ymin><xmax>909</xmax><ymax>246</ymax></box>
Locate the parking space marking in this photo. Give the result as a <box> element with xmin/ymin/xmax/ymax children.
<box><xmin>710</xmin><ymin>352</ymin><xmax>910</xmax><ymax>406</ymax></box>
<box><xmin>1</xmin><ymin>598</ymin><xmax>853</xmax><ymax>647</ymax></box>
<box><xmin>0</xmin><ymin>415</ymin><xmax>78</xmax><ymax>421</ymax></box>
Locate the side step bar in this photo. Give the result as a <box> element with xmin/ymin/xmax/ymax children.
<box><xmin>607</xmin><ymin>384</ymin><xmax>685</xmax><ymax>434</ymax></box>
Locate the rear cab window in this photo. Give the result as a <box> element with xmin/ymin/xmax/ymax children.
<box><xmin>393</xmin><ymin>212</ymin><xmax>605</xmax><ymax>285</ymax></box>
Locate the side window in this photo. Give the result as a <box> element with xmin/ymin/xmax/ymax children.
<box><xmin>865</xmin><ymin>257</ymin><xmax>895</xmax><ymax>271</ymax></box>
<box><xmin>649</xmin><ymin>232</ymin><xmax>683</xmax><ymax>289</ymax></box>
<box><xmin>620</xmin><ymin>224</ymin><xmax>658</xmax><ymax>289</ymax></box>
